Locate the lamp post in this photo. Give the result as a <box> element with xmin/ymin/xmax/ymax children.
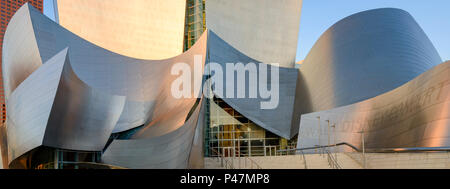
<box><xmin>326</xmin><ymin>120</ymin><xmax>330</xmax><ymax>152</ymax></box>
<box><xmin>316</xmin><ymin>116</ymin><xmax>321</xmax><ymax>155</ymax></box>
<box><xmin>358</xmin><ymin>129</ymin><xmax>366</xmax><ymax>169</ymax></box>
<box><xmin>331</xmin><ymin>124</ymin><xmax>337</xmax><ymax>161</ymax></box>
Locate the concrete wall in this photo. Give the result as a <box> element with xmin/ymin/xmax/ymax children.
<box><xmin>206</xmin><ymin>0</ymin><xmax>302</xmax><ymax>68</ymax></box>
<box><xmin>205</xmin><ymin>152</ymin><xmax>450</xmax><ymax>169</ymax></box>
<box><xmin>346</xmin><ymin>152</ymin><xmax>450</xmax><ymax>169</ymax></box>
<box><xmin>55</xmin><ymin>0</ymin><xmax>186</xmax><ymax>60</ymax></box>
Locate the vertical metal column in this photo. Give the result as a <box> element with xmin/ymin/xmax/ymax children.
<box><xmin>317</xmin><ymin>116</ymin><xmax>321</xmax><ymax>155</ymax></box>
<box><xmin>326</xmin><ymin>120</ymin><xmax>330</xmax><ymax>152</ymax></box>
<box><xmin>332</xmin><ymin>124</ymin><xmax>337</xmax><ymax>161</ymax></box>
<box><xmin>248</xmin><ymin>128</ymin><xmax>252</xmax><ymax>157</ymax></box>
<box><xmin>359</xmin><ymin>129</ymin><xmax>366</xmax><ymax>169</ymax></box>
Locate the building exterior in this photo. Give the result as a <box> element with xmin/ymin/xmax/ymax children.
<box><xmin>184</xmin><ymin>0</ymin><xmax>206</xmax><ymax>51</ymax></box>
<box><xmin>0</xmin><ymin>0</ymin><xmax>43</xmax><ymax>125</ymax></box>
<box><xmin>0</xmin><ymin>1</ymin><xmax>449</xmax><ymax>169</ymax></box>
<box><xmin>206</xmin><ymin>0</ymin><xmax>302</xmax><ymax>68</ymax></box>
<box><xmin>54</xmin><ymin>0</ymin><xmax>187</xmax><ymax>60</ymax></box>
<box><xmin>298</xmin><ymin>60</ymin><xmax>450</xmax><ymax>152</ymax></box>
<box><xmin>2</xmin><ymin>3</ymin><xmax>207</xmax><ymax>168</ymax></box>
<box><xmin>296</xmin><ymin>9</ymin><xmax>442</xmax><ymax>115</ymax></box>
<box><xmin>53</xmin><ymin>0</ymin><xmax>304</xmax><ymax>160</ymax></box>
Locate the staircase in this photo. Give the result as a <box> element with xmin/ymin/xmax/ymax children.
<box><xmin>204</xmin><ymin>153</ymin><xmax>363</xmax><ymax>169</ymax></box>
<box><xmin>204</xmin><ymin>144</ymin><xmax>450</xmax><ymax>169</ymax></box>
<box><xmin>204</xmin><ymin>158</ymin><xmax>226</xmax><ymax>169</ymax></box>
<box><xmin>345</xmin><ymin>152</ymin><xmax>450</xmax><ymax>169</ymax></box>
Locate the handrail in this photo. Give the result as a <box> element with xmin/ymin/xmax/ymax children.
<box><xmin>365</xmin><ymin>146</ymin><xmax>450</xmax><ymax>153</ymax></box>
<box><xmin>277</xmin><ymin>143</ymin><xmax>450</xmax><ymax>153</ymax></box>
<box><xmin>324</xmin><ymin>148</ymin><xmax>341</xmax><ymax>169</ymax></box>
<box><xmin>62</xmin><ymin>162</ymin><xmax>127</xmax><ymax>169</ymax></box>
<box><xmin>297</xmin><ymin>149</ymin><xmax>308</xmax><ymax>169</ymax></box>
<box><xmin>278</xmin><ymin>144</ymin><xmax>450</xmax><ymax>169</ymax></box>
<box><xmin>210</xmin><ymin>147</ymin><xmax>234</xmax><ymax>169</ymax></box>
<box><xmin>234</xmin><ymin>148</ymin><xmax>262</xmax><ymax>169</ymax></box>
<box><xmin>36</xmin><ymin>161</ymin><xmax>126</xmax><ymax>169</ymax></box>
<box><xmin>209</xmin><ymin>147</ymin><xmax>262</xmax><ymax>169</ymax></box>
<box><xmin>277</xmin><ymin>142</ymin><xmax>359</xmax><ymax>153</ymax></box>
<box><xmin>282</xmin><ymin>145</ymin><xmax>342</xmax><ymax>169</ymax></box>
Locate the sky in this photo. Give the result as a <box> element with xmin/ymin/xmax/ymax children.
<box><xmin>43</xmin><ymin>0</ymin><xmax>55</xmax><ymax>21</ymax></box>
<box><xmin>297</xmin><ymin>0</ymin><xmax>450</xmax><ymax>62</ymax></box>
<box><xmin>43</xmin><ymin>0</ymin><xmax>450</xmax><ymax>62</ymax></box>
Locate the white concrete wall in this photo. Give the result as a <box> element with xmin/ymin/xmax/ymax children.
<box><xmin>55</xmin><ymin>0</ymin><xmax>186</xmax><ymax>60</ymax></box>
<box><xmin>206</xmin><ymin>0</ymin><xmax>302</xmax><ymax>68</ymax></box>
<box><xmin>346</xmin><ymin>152</ymin><xmax>450</xmax><ymax>169</ymax></box>
<box><xmin>205</xmin><ymin>152</ymin><xmax>450</xmax><ymax>169</ymax></box>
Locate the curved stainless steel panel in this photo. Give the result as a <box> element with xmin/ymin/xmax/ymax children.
<box><xmin>23</xmin><ymin>4</ymin><xmax>208</xmax><ymax>133</ymax></box>
<box><xmin>206</xmin><ymin>0</ymin><xmax>302</xmax><ymax>68</ymax></box>
<box><xmin>188</xmin><ymin>99</ymin><xmax>206</xmax><ymax>169</ymax></box>
<box><xmin>208</xmin><ymin>31</ymin><xmax>300</xmax><ymax>139</ymax></box>
<box><xmin>42</xmin><ymin>53</ymin><xmax>126</xmax><ymax>151</ymax></box>
<box><xmin>298</xmin><ymin>61</ymin><xmax>450</xmax><ymax>150</ymax></box>
<box><xmin>2</xmin><ymin>5</ymin><xmax>43</xmax><ymax>99</ymax></box>
<box><xmin>4</xmin><ymin>4</ymin><xmax>448</xmax><ymax>169</ymax></box>
<box><xmin>101</xmin><ymin>99</ymin><xmax>203</xmax><ymax>169</ymax></box>
<box><xmin>296</xmin><ymin>8</ymin><xmax>443</xmax><ymax>116</ymax></box>
<box><xmin>6</xmin><ymin>49</ymin><xmax>68</xmax><ymax>163</ymax></box>
<box><xmin>3</xmin><ymin>4</ymin><xmax>207</xmax><ymax>166</ymax></box>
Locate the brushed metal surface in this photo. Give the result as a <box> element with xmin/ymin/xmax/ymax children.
<box><xmin>6</xmin><ymin>48</ymin><xmax>69</xmax><ymax>164</ymax></box>
<box><xmin>188</xmin><ymin>99</ymin><xmax>206</xmax><ymax>169</ymax></box>
<box><xmin>101</xmin><ymin>99</ymin><xmax>203</xmax><ymax>169</ymax></box>
<box><xmin>206</xmin><ymin>0</ymin><xmax>302</xmax><ymax>68</ymax></box>
<box><xmin>296</xmin><ymin>8</ymin><xmax>443</xmax><ymax>117</ymax></box>
<box><xmin>42</xmin><ymin>52</ymin><xmax>126</xmax><ymax>151</ymax></box>
<box><xmin>2</xmin><ymin>5</ymin><xmax>43</xmax><ymax>99</ymax></box>
<box><xmin>3</xmin><ymin>4</ymin><xmax>449</xmax><ymax>169</ymax></box>
<box><xmin>208</xmin><ymin>31</ymin><xmax>300</xmax><ymax>139</ymax></box>
<box><xmin>26</xmin><ymin>4</ymin><xmax>208</xmax><ymax>134</ymax></box>
<box><xmin>3</xmin><ymin>4</ymin><xmax>207</xmax><ymax>167</ymax></box>
<box><xmin>297</xmin><ymin>61</ymin><xmax>450</xmax><ymax>150</ymax></box>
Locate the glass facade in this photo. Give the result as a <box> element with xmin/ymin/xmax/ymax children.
<box><xmin>205</xmin><ymin>97</ymin><xmax>298</xmax><ymax>157</ymax></box>
<box><xmin>157</xmin><ymin>0</ymin><xmax>300</xmax><ymax>157</ymax></box>
<box><xmin>184</xmin><ymin>0</ymin><xmax>206</xmax><ymax>51</ymax></box>
<box><xmin>10</xmin><ymin>146</ymin><xmax>115</xmax><ymax>169</ymax></box>
<box><xmin>32</xmin><ymin>148</ymin><xmax>102</xmax><ymax>169</ymax></box>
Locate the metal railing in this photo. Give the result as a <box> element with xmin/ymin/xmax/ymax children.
<box><xmin>324</xmin><ymin>148</ymin><xmax>341</xmax><ymax>169</ymax></box>
<box><xmin>277</xmin><ymin>142</ymin><xmax>360</xmax><ymax>153</ymax></box>
<box><xmin>278</xmin><ymin>143</ymin><xmax>450</xmax><ymax>169</ymax></box>
<box><xmin>210</xmin><ymin>147</ymin><xmax>262</xmax><ymax>169</ymax></box>
<box><xmin>35</xmin><ymin>161</ymin><xmax>126</xmax><ymax>169</ymax></box>
<box><xmin>297</xmin><ymin>149</ymin><xmax>308</xmax><ymax>169</ymax></box>
<box><xmin>277</xmin><ymin>143</ymin><xmax>355</xmax><ymax>169</ymax></box>
<box><xmin>364</xmin><ymin>146</ymin><xmax>450</xmax><ymax>153</ymax></box>
<box><xmin>284</xmin><ymin>143</ymin><xmax>450</xmax><ymax>153</ymax></box>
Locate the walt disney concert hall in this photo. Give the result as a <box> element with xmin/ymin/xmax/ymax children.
<box><xmin>0</xmin><ymin>0</ymin><xmax>448</xmax><ymax>169</ymax></box>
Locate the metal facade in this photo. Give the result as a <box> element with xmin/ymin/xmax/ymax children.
<box><xmin>1</xmin><ymin>3</ymin><xmax>449</xmax><ymax>169</ymax></box>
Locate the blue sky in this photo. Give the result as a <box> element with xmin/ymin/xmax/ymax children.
<box><xmin>44</xmin><ymin>0</ymin><xmax>450</xmax><ymax>62</ymax></box>
<box><xmin>43</xmin><ymin>0</ymin><xmax>55</xmax><ymax>20</ymax></box>
<box><xmin>297</xmin><ymin>0</ymin><xmax>450</xmax><ymax>62</ymax></box>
